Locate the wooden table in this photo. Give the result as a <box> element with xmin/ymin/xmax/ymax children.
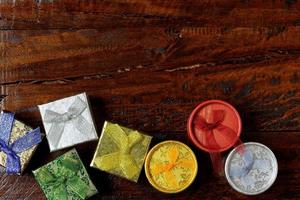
<box><xmin>0</xmin><ymin>1</ymin><xmax>300</xmax><ymax>199</ymax></box>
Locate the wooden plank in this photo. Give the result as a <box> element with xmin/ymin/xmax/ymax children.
<box><xmin>1</xmin><ymin>26</ymin><xmax>300</xmax><ymax>84</ymax></box>
<box><xmin>0</xmin><ymin>0</ymin><xmax>299</xmax><ymax>29</ymax></box>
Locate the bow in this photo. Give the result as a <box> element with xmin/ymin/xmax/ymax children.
<box><xmin>193</xmin><ymin>109</ymin><xmax>237</xmax><ymax>150</ymax></box>
<box><xmin>230</xmin><ymin>150</ymin><xmax>254</xmax><ymax>179</ymax></box>
<box><xmin>229</xmin><ymin>150</ymin><xmax>271</xmax><ymax>185</ymax></box>
<box><xmin>94</xmin><ymin>124</ymin><xmax>142</xmax><ymax>179</ymax></box>
<box><xmin>43</xmin><ymin>97</ymin><xmax>94</xmax><ymax>149</ymax></box>
<box><xmin>0</xmin><ymin>112</ymin><xmax>41</xmax><ymax>174</ymax></box>
<box><xmin>151</xmin><ymin>146</ymin><xmax>195</xmax><ymax>188</ymax></box>
<box><xmin>34</xmin><ymin>156</ymin><xmax>89</xmax><ymax>200</ymax></box>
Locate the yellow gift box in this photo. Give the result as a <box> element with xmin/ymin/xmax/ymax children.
<box><xmin>145</xmin><ymin>140</ymin><xmax>198</xmax><ymax>193</ymax></box>
<box><xmin>90</xmin><ymin>121</ymin><xmax>152</xmax><ymax>182</ymax></box>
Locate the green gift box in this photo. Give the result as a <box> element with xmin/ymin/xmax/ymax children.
<box><xmin>90</xmin><ymin>121</ymin><xmax>152</xmax><ymax>182</ymax></box>
<box><xmin>33</xmin><ymin>149</ymin><xmax>98</xmax><ymax>200</ymax></box>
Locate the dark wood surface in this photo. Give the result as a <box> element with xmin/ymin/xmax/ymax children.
<box><xmin>1</xmin><ymin>0</ymin><xmax>300</xmax><ymax>199</ymax></box>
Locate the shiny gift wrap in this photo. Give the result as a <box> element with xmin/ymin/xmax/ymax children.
<box><xmin>38</xmin><ymin>93</ymin><xmax>98</xmax><ymax>152</ymax></box>
<box><xmin>225</xmin><ymin>142</ymin><xmax>278</xmax><ymax>195</ymax></box>
<box><xmin>33</xmin><ymin>149</ymin><xmax>98</xmax><ymax>200</ymax></box>
<box><xmin>0</xmin><ymin>111</ymin><xmax>42</xmax><ymax>174</ymax></box>
<box><xmin>91</xmin><ymin>121</ymin><xmax>152</xmax><ymax>182</ymax></box>
<box><xmin>145</xmin><ymin>141</ymin><xmax>198</xmax><ymax>193</ymax></box>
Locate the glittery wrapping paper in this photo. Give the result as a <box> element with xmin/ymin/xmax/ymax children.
<box><xmin>33</xmin><ymin>149</ymin><xmax>98</xmax><ymax>200</ymax></box>
<box><xmin>38</xmin><ymin>92</ymin><xmax>98</xmax><ymax>152</ymax></box>
<box><xmin>145</xmin><ymin>141</ymin><xmax>198</xmax><ymax>193</ymax></box>
<box><xmin>0</xmin><ymin>118</ymin><xmax>39</xmax><ymax>174</ymax></box>
<box><xmin>90</xmin><ymin>121</ymin><xmax>152</xmax><ymax>182</ymax></box>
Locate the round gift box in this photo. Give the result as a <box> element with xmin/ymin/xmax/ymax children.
<box><xmin>225</xmin><ymin>142</ymin><xmax>278</xmax><ymax>195</ymax></box>
<box><xmin>144</xmin><ymin>140</ymin><xmax>198</xmax><ymax>193</ymax></box>
<box><xmin>187</xmin><ymin>100</ymin><xmax>242</xmax><ymax>153</ymax></box>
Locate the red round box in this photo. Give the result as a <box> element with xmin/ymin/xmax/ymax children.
<box><xmin>187</xmin><ymin>100</ymin><xmax>242</xmax><ymax>153</ymax></box>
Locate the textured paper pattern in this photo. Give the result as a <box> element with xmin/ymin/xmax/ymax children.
<box><xmin>38</xmin><ymin>93</ymin><xmax>98</xmax><ymax>152</ymax></box>
<box><xmin>225</xmin><ymin>142</ymin><xmax>278</xmax><ymax>195</ymax></box>
<box><xmin>0</xmin><ymin>117</ymin><xmax>38</xmax><ymax>174</ymax></box>
<box><xmin>33</xmin><ymin>149</ymin><xmax>98</xmax><ymax>200</ymax></box>
<box><xmin>91</xmin><ymin>121</ymin><xmax>152</xmax><ymax>182</ymax></box>
<box><xmin>145</xmin><ymin>141</ymin><xmax>198</xmax><ymax>193</ymax></box>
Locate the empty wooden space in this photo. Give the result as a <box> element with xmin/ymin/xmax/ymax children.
<box><xmin>0</xmin><ymin>0</ymin><xmax>300</xmax><ymax>199</ymax></box>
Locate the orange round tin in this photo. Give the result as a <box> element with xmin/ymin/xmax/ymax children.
<box><xmin>187</xmin><ymin>100</ymin><xmax>242</xmax><ymax>153</ymax></box>
<box><xmin>144</xmin><ymin>140</ymin><xmax>198</xmax><ymax>193</ymax></box>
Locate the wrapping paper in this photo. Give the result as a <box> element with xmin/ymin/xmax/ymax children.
<box><xmin>145</xmin><ymin>141</ymin><xmax>198</xmax><ymax>193</ymax></box>
<box><xmin>38</xmin><ymin>93</ymin><xmax>98</xmax><ymax>152</ymax></box>
<box><xmin>90</xmin><ymin>121</ymin><xmax>152</xmax><ymax>182</ymax></box>
<box><xmin>0</xmin><ymin>112</ymin><xmax>41</xmax><ymax>174</ymax></box>
<box><xmin>33</xmin><ymin>149</ymin><xmax>98</xmax><ymax>200</ymax></box>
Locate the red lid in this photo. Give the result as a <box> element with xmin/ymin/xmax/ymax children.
<box><xmin>187</xmin><ymin>100</ymin><xmax>242</xmax><ymax>153</ymax></box>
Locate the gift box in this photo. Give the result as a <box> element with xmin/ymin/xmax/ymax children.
<box><xmin>144</xmin><ymin>140</ymin><xmax>198</xmax><ymax>193</ymax></box>
<box><xmin>187</xmin><ymin>100</ymin><xmax>242</xmax><ymax>152</ymax></box>
<box><xmin>225</xmin><ymin>142</ymin><xmax>278</xmax><ymax>195</ymax></box>
<box><xmin>33</xmin><ymin>149</ymin><xmax>98</xmax><ymax>200</ymax></box>
<box><xmin>90</xmin><ymin>121</ymin><xmax>152</xmax><ymax>182</ymax></box>
<box><xmin>187</xmin><ymin>100</ymin><xmax>242</xmax><ymax>174</ymax></box>
<box><xmin>0</xmin><ymin>111</ymin><xmax>42</xmax><ymax>174</ymax></box>
<box><xmin>38</xmin><ymin>93</ymin><xmax>98</xmax><ymax>152</ymax></box>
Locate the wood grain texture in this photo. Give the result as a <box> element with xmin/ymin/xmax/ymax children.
<box><xmin>0</xmin><ymin>0</ymin><xmax>300</xmax><ymax>199</ymax></box>
<box><xmin>0</xmin><ymin>0</ymin><xmax>299</xmax><ymax>29</ymax></box>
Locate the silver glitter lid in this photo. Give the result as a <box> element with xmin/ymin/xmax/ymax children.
<box><xmin>225</xmin><ymin>142</ymin><xmax>278</xmax><ymax>195</ymax></box>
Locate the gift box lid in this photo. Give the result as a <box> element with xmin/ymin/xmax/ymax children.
<box><xmin>225</xmin><ymin>142</ymin><xmax>278</xmax><ymax>195</ymax></box>
<box><xmin>0</xmin><ymin>111</ymin><xmax>42</xmax><ymax>174</ymax></box>
<box><xmin>144</xmin><ymin>140</ymin><xmax>198</xmax><ymax>193</ymax></box>
<box><xmin>33</xmin><ymin>148</ymin><xmax>98</xmax><ymax>199</ymax></box>
<box><xmin>38</xmin><ymin>92</ymin><xmax>98</xmax><ymax>152</ymax></box>
<box><xmin>187</xmin><ymin>100</ymin><xmax>242</xmax><ymax>153</ymax></box>
<box><xmin>90</xmin><ymin>121</ymin><xmax>152</xmax><ymax>182</ymax></box>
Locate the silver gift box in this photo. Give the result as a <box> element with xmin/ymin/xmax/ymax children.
<box><xmin>225</xmin><ymin>142</ymin><xmax>278</xmax><ymax>195</ymax></box>
<box><xmin>38</xmin><ymin>92</ymin><xmax>98</xmax><ymax>152</ymax></box>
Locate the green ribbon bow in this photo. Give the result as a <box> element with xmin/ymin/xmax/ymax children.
<box><xmin>95</xmin><ymin>124</ymin><xmax>142</xmax><ymax>179</ymax></box>
<box><xmin>35</xmin><ymin>156</ymin><xmax>89</xmax><ymax>200</ymax></box>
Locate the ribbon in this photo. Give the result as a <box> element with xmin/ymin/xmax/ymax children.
<box><xmin>229</xmin><ymin>149</ymin><xmax>270</xmax><ymax>185</ymax></box>
<box><xmin>230</xmin><ymin>150</ymin><xmax>254</xmax><ymax>179</ymax></box>
<box><xmin>151</xmin><ymin>146</ymin><xmax>195</xmax><ymax>188</ymax></box>
<box><xmin>35</xmin><ymin>156</ymin><xmax>89</xmax><ymax>200</ymax></box>
<box><xmin>0</xmin><ymin>112</ymin><xmax>41</xmax><ymax>174</ymax></box>
<box><xmin>193</xmin><ymin>109</ymin><xmax>243</xmax><ymax>175</ymax></box>
<box><xmin>193</xmin><ymin>109</ymin><xmax>237</xmax><ymax>150</ymax></box>
<box><xmin>43</xmin><ymin>97</ymin><xmax>94</xmax><ymax>149</ymax></box>
<box><xmin>94</xmin><ymin>124</ymin><xmax>142</xmax><ymax>179</ymax></box>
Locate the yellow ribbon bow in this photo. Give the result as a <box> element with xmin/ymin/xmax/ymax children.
<box><xmin>95</xmin><ymin>124</ymin><xmax>142</xmax><ymax>179</ymax></box>
<box><xmin>152</xmin><ymin>146</ymin><xmax>195</xmax><ymax>189</ymax></box>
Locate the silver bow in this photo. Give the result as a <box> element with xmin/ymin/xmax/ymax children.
<box><xmin>44</xmin><ymin>97</ymin><xmax>94</xmax><ymax>148</ymax></box>
<box><xmin>229</xmin><ymin>150</ymin><xmax>271</xmax><ymax>186</ymax></box>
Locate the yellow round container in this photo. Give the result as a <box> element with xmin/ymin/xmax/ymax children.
<box><xmin>144</xmin><ymin>140</ymin><xmax>198</xmax><ymax>193</ymax></box>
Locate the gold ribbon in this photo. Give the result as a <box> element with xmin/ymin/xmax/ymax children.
<box><xmin>94</xmin><ymin>124</ymin><xmax>142</xmax><ymax>179</ymax></box>
<box><xmin>152</xmin><ymin>146</ymin><xmax>195</xmax><ymax>188</ymax></box>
